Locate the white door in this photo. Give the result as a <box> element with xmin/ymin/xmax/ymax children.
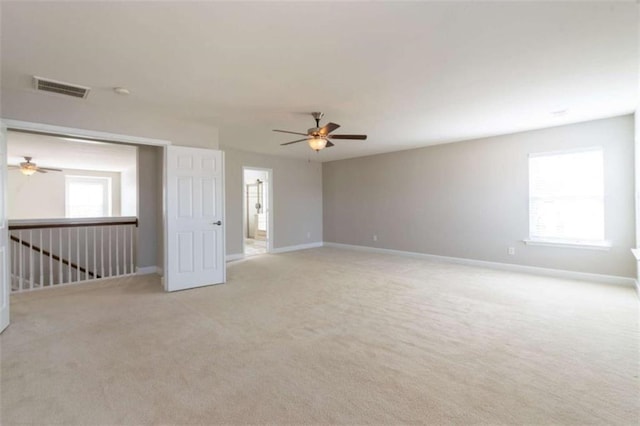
<box><xmin>165</xmin><ymin>146</ymin><xmax>225</xmax><ymax>292</ymax></box>
<box><xmin>0</xmin><ymin>124</ymin><xmax>9</xmax><ymax>332</ymax></box>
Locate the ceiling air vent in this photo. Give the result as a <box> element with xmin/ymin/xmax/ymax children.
<box><xmin>33</xmin><ymin>76</ymin><xmax>90</xmax><ymax>99</ymax></box>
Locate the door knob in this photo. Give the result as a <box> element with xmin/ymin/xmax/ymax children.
<box><xmin>213</xmin><ymin>220</ymin><xmax>222</xmax><ymax>226</ymax></box>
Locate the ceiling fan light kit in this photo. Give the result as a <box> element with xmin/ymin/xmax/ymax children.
<box><xmin>274</xmin><ymin>112</ymin><xmax>367</xmax><ymax>152</ymax></box>
<box><xmin>10</xmin><ymin>156</ymin><xmax>63</xmax><ymax>176</ymax></box>
<box><xmin>308</xmin><ymin>137</ymin><xmax>328</xmax><ymax>151</ymax></box>
<box><xmin>20</xmin><ymin>163</ymin><xmax>37</xmax><ymax>176</ymax></box>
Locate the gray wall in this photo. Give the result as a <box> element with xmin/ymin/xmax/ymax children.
<box><xmin>136</xmin><ymin>145</ymin><xmax>161</xmax><ymax>268</ymax></box>
<box><xmin>223</xmin><ymin>147</ymin><xmax>322</xmax><ymax>256</ymax></box>
<box><xmin>323</xmin><ymin>115</ymin><xmax>635</xmax><ymax>278</ymax></box>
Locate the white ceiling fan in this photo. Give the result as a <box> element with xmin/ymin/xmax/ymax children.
<box><xmin>9</xmin><ymin>156</ymin><xmax>63</xmax><ymax>176</ymax></box>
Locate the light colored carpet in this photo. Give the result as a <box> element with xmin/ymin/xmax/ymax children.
<box><xmin>1</xmin><ymin>247</ymin><xmax>638</xmax><ymax>425</ymax></box>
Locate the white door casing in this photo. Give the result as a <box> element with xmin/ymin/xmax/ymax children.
<box><xmin>0</xmin><ymin>123</ymin><xmax>9</xmax><ymax>333</ymax></box>
<box><xmin>165</xmin><ymin>146</ymin><xmax>225</xmax><ymax>291</ymax></box>
<box><xmin>242</xmin><ymin>167</ymin><xmax>274</xmax><ymax>254</ymax></box>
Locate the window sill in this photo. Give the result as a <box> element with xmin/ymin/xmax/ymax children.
<box><xmin>523</xmin><ymin>239</ymin><xmax>611</xmax><ymax>251</ymax></box>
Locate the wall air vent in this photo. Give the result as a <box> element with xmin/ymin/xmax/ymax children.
<box><xmin>33</xmin><ymin>76</ymin><xmax>90</xmax><ymax>99</ymax></box>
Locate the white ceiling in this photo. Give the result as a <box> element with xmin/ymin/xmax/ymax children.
<box><xmin>7</xmin><ymin>132</ymin><xmax>137</xmax><ymax>172</ymax></box>
<box><xmin>1</xmin><ymin>1</ymin><xmax>637</xmax><ymax>162</ymax></box>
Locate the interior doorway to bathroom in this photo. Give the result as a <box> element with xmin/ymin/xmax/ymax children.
<box><xmin>243</xmin><ymin>167</ymin><xmax>272</xmax><ymax>256</ymax></box>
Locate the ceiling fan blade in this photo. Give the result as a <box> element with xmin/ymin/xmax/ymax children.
<box><xmin>325</xmin><ymin>141</ymin><xmax>335</xmax><ymax>148</ymax></box>
<box><xmin>280</xmin><ymin>138</ymin><xmax>308</xmax><ymax>146</ymax></box>
<box><xmin>329</xmin><ymin>134</ymin><xmax>367</xmax><ymax>140</ymax></box>
<box><xmin>318</xmin><ymin>122</ymin><xmax>340</xmax><ymax>136</ymax></box>
<box><xmin>273</xmin><ymin>129</ymin><xmax>309</xmax><ymax>136</ymax></box>
<box><xmin>8</xmin><ymin>165</ymin><xmax>19</xmax><ymax>169</ymax></box>
<box><xmin>36</xmin><ymin>169</ymin><xmax>48</xmax><ymax>173</ymax></box>
<box><xmin>38</xmin><ymin>167</ymin><xmax>63</xmax><ymax>172</ymax></box>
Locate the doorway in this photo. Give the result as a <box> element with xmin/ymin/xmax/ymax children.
<box><xmin>243</xmin><ymin>167</ymin><xmax>272</xmax><ymax>256</ymax></box>
<box><xmin>0</xmin><ymin>119</ymin><xmax>171</xmax><ymax>333</ymax></box>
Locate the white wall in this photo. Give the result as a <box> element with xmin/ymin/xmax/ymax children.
<box><xmin>323</xmin><ymin>115</ymin><xmax>635</xmax><ymax>278</ymax></box>
<box><xmin>244</xmin><ymin>169</ymin><xmax>267</xmax><ymax>183</ymax></box>
<box><xmin>8</xmin><ymin>168</ymin><xmax>121</xmax><ymax>219</ymax></box>
<box><xmin>223</xmin><ymin>147</ymin><xmax>322</xmax><ymax>256</ymax></box>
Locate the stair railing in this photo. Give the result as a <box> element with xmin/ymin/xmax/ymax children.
<box><xmin>8</xmin><ymin>217</ymin><xmax>138</xmax><ymax>292</ymax></box>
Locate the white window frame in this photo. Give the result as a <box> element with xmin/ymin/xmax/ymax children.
<box><xmin>65</xmin><ymin>175</ymin><xmax>112</xmax><ymax>218</ymax></box>
<box><xmin>524</xmin><ymin>147</ymin><xmax>610</xmax><ymax>251</ymax></box>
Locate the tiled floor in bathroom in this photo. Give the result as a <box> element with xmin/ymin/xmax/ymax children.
<box><xmin>244</xmin><ymin>238</ymin><xmax>267</xmax><ymax>256</ymax></box>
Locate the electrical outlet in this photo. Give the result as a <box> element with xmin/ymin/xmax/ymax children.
<box><xmin>373</xmin><ymin>235</ymin><xmax>378</xmax><ymax>242</ymax></box>
<box><xmin>508</xmin><ymin>247</ymin><xmax>515</xmax><ymax>255</ymax></box>
<box><xmin>307</xmin><ymin>232</ymin><xmax>311</xmax><ymax>239</ymax></box>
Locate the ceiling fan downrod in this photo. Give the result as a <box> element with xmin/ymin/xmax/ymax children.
<box><xmin>311</xmin><ymin>112</ymin><xmax>324</xmax><ymax>129</ymax></box>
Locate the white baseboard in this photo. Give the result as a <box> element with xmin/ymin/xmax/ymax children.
<box><xmin>271</xmin><ymin>241</ymin><xmax>324</xmax><ymax>254</ymax></box>
<box><xmin>136</xmin><ymin>266</ymin><xmax>159</xmax><ymax>275</ymax></box>
<box><xmin>323</xmin><ymin>242</ymin><xmax>635</xmax><ymax>288</ymax></box>
<box><xmin>226</xmin><ymin>253</ymin><xmax>245</xmax><ymax>262</ymax></box>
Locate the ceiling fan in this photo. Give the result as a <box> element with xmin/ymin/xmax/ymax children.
<box><xmin>274</xmin><ymin>112</ymin><xmax>367</xmax><ymax>151</ymax></box>
<box><xmin>9</xmin><ymin>157</ymin><xmax>62</xmax><ymax>176</ymax></box>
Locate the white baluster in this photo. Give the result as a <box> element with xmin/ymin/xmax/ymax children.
<box><xmin>101</xmin><ymin>227</ymin><xmax>105</xmax><ymax>278</ymax></box>
<box><xmin>59</xmin><ymin>228</ymin><xmax>63</xmax><ymax>285</ymax></box>
<box><xmin>18</xmin><ymin>231</ymin><xmax>23</xmax><ymax>291</ymax></box>
<box><xmin>116</xmin><ymin>225</ymin><xmax>120</xmax><ymax>276</ymax></box>
<box><xmin>93</xmin><ymin>227</ymin><xmax>97</xmax><ymax>280</ymax></box>
<box><xmin>49</xmin><ymin>229</ymin><xmax>53</xmax><ymax>287</ymax></box>
<box><xmin>29</xmin><ymin>230</ymin><xmax>34</xmax><ymax>290</ymax></box>
<box><xmin>76</xmin><ymin>227</ymin><xmax>80</xmax><ymax>282</ymax></box>
<box><xmin>84</xmin><ymin>226</ymin><xmax>88</xmax><ymax>280</ymax></box>
<box><xmin>39</xmin><ymin>229</ymin><xmax>43</xmax><ymax>287</ymax></box>
<box><xmin>10</xmin><ymin>235</ymin><xmax>14</xmax><ymax>290</ymax></box>
<box><xmin>108</xmin><ymin>226</ymin><xmax>112</xmax><ymax>277</ymax></box>
<box><xmin>122</xmin><ymin>225</ymin><xmax>127</xmax><ymax>275</ymax></box>
<box><xmin>68</xmin><ymin>228</ymin><xmax>72</xmax><ymax>283</ymax></box>
<box><xmin>129</xmin><ymin>225</ymin><xmax>134</xmax><ymax>275</ymax></box>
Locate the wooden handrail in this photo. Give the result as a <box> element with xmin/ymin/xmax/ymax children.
<box><xmin>9</xmin><ymin>219</ymin><xmax>138</xmax><ymax>231</ymax></box>
<box><xmin>10</xmin><ymin>235</ymin><xmax>101</xmax><ymax>279</ymax></box>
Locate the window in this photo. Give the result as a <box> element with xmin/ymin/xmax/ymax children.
<box><xmin>65</xmin><ymin>176</ymin><xmax>112</xmax><ymax>218</ymax></box>
<box><xmin>528</xmin><ymin>148</ymin><xmax>606</xmax><ymax>246</ymax></box>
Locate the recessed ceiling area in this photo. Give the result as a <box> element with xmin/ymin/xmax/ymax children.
<box><xmin>7</xmin><ymin>131</ymin><xmax>137</xmax><ymax>172</ymax></box>
<box><xmin>0</xmin><ymin>1</ymin><xmax>637</xmax><ymax>161</ymax></box>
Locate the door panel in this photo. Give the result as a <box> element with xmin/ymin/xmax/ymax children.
<box><xmin>202</xmin><ymin>230</ymin><xmax>217</xmax><ymax>270</ymax></box>
<box><xmin>178</xmin><ymin>232</ymin><xmax>194</xmax><ymax>273</ymax></box>
<box><xmin>165</xmin><ymin>146</ymin><xmax>224</xmax><ymax>291</ymax></box>
<box><xmin>178</xmin><ymin>178</ymin><xmax>193</xmax><ymax>217</ymax></box>
<box><xmin>202</xmin><ymin>178</ymin><xmax>216</xmax><ymax>217</ymax></box>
